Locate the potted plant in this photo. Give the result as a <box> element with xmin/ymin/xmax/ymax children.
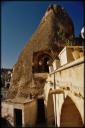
<box><xmin>65</xmin><ymin>39</ymin><xmax>70</xmax><ymax>46</ymax></box>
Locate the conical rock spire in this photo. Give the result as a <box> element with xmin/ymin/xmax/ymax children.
<box><xmin>7</xmin><ymin>4</ymin><xmax>74</xmax><ymax>99</ymax></box>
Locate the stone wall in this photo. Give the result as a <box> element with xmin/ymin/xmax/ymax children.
<box><xmin>24</xmin><ymin>100</ymin><xmax>37</xmax><ymax>126</ymax></box>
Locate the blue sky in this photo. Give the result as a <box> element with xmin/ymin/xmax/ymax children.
<box><xmin>1</xmin><ymin>1</ymin><xmax>84</xmax><ymax>68</ymax></box>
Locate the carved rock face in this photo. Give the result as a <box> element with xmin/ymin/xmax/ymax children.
<box><xmin>7</xmin><ymin>4</ymin><xmax>74</xmax><ymax>99</ymax></box>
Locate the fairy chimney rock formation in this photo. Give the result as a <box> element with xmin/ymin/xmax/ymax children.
<box><xmin>7</xmin><ymin>4</ymin><xmax>74</xmax><ymax>99</ymax></box>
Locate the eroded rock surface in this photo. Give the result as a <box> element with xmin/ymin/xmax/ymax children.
<box><xmin>7</xmin><ymin>4</ymin><xmax>74</xmax><ymax>99</ymax></box>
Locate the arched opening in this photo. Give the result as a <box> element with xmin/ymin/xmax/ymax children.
<box><xmin>32</xmin><ymin>51</ymin><xmax>53</xmax><ymax>73</ymax></box>
<box><xmin>38</xmin><ymin>54</ymin><xmax>52</xmax><ymax>73</ymax></box>
<box><xmin>60</xmin><ymin>96</ymin><xmax>83</xmax><ymax>127</ymax></box>
<box><xmin>47</xmin><ymin>91</ymin><xmax>55</xmax><ymax>126</ymax></box>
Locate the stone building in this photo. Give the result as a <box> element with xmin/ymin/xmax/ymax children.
<box><xmin>2</xmin><ymin>98</ymin><xmax>37</xmax><ymax>127</ymax></box>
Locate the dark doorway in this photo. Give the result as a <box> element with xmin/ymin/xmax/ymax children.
<box><xmin>14</xmin><ymin>109</ymin><xmax>22</xmax><ymax>128</ymax></box>
<box><xmin>36</xmin><ymin>98</ymin><xmax>46</xmax><ymax>126</ymax></box>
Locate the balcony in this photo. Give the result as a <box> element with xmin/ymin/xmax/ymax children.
<box><xmin>33</xmin><ymin>73</ymin><xmax>48</xmax><ymax>79</ymax></box>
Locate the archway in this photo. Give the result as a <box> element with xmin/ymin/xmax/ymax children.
<box><xmin>47</xmin><ymin>91</ymin><xmax>55</xmax><ymax>126</ymax></box>
<box><xmin>32</xmin><ymin>51</ymin><xmax>53</xmax><ymax>73</ymax></box>
<box><xmin>60</xmin><ymin>96</ymin><xmax>83</xmax><ymax>127</ymax></box>
<box><xmin>38</xmin><ymin>54</ymin><xmax>52</xmax><ymax>73</ymax></box>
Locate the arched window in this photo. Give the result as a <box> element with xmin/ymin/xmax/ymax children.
<box><xmin>32</xmin><ymin>51</ymin><xmax>53</xmax><ymax>73</ymax></box>
<box><xmin>38</xmin><ymin>54</ymin><xmax>52</xmax><ymax>73</ymax></box>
